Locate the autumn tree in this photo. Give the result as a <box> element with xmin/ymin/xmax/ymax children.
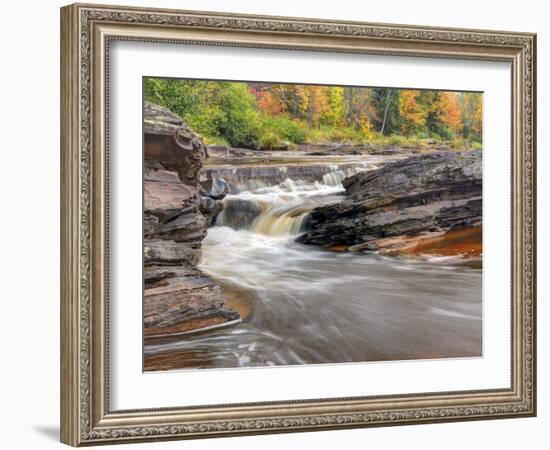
<box><xmin>459</xmin><ymin>92</ymin><xmax>483</xmax><ymax>141</ymax></box>
<box><xmin>303</xmin><ymin>86</ymin><xmax>331</xmax><ymax>128</ymax></box>
<box><xmin>416</xmin><ymin>91</ymin><xmax>452</xmax><ymax>139</ymax></box>
<box><xmin>320</xmin><ymin>86</ymin><xmax>345</xmax><ymax>127</ymax></box>
<box><xmin>249</xmin><ymin>83</ymin><xmax>293</xmax><ymax>116</ymax></box>
<box><xmin>399</xmin><ymin>90</ymin><xmax>426</xmax><ymax>136</ymax></box>
<box><xmin>440</xmin><ymin>92</ymin><xmax>462</xmax><ymax>134</ymax></box>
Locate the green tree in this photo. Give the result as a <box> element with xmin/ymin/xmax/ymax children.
<box><xmin>371</xmin><ymin>88</ymin><xmax>401</xmax><ymax>135</ymax></box>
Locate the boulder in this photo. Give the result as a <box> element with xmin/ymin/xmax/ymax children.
<box><xmin>144</xmin><ymin>101</ymin><xmax>207</xmax><ymax>183</ymax></box>
<box><xmin>144</xmin><ymin>265</ymin><xmax>240</xmax><ymax>340</ymax></box>
<box><xmin>199</xmin><ymin>175</ymin><xmax>229</xmax><ymax>225</ymax></box>
<box><xmin>200</xmin><ymin>196</ymin><xmax>224</xmax><ymax>226</ymax></box>
<box><xmin>216</xmin><ymin>197</ymin><xmax>263</xmax><ymax>229</ymax></box>
<box><xmin>298</xmin><ymin>151</ymin><xmax>482</xmax><ymax>260</ymax></box>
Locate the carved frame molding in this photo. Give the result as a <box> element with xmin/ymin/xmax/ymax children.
<box><xmin>60</xmin><ymin>3</ymin><xmax>536</xmax><ymax>446</ymax></box>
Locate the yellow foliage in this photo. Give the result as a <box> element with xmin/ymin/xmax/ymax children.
<box><xmin>440</xmin><ymin>92</ymin><xmax>462</xmax><ymax>132</ymax></box>
<box><xmin>399</xmin><ymin>90</ymin><xmax>426</xmax><ymax>136</ymax></box>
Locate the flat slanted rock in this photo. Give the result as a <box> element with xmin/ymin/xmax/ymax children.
<box><xmin>144</xmin><ymin>265</ymin><xmax>240</xmax><ymax>340</ymax></box>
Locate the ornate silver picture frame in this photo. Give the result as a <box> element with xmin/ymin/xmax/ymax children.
<box><xmin>61</xmin><ymin>3</ymin><xmax>536</xmax><ymax>446</ymax></box>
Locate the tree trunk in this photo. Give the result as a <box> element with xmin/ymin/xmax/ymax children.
<box><xmin>380</xmin><ymin>89</ymin><xmax>392</xmax><ymax>135</ymax></box>
<box><xmin>345</xmin><ymin>87</ymin><xmax>354</xmax><ymax>126</ymax></box>
<box><xmin>307</xmin><ymin>90</ymin><xmax>314</xmax><ymax>128</ymax></box>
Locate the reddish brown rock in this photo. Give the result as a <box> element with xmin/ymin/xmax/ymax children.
<box><xmin>144</xmin><ymin>101</ymin><xmax>207</xmax><ymax>183</ymax></box>
<box><xmin>349</xmin><ymin>225</ymin><xmax>482</xmax><ymax>267</ymax></box>
<box><xmin>144</xmin><ymin>265</ymin><xmax>239</xmax><ymax>340</ymax></box>
<box><xmin>143</xmin><ymin>102</ymin><xmax>239</xmax><ymax>343</ymax></box>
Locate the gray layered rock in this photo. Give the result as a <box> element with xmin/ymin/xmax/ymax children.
<box><xmin>216</xmin><ymin>198</ymin><xmax>264</xmax><ymax>229</ymax></box>
<box><xmin>201</xmin><ymin>162</ymin><xmax>373</xmax><ymax>194</ymax></box>
<box><xmin>297</xmin><ymin>151</ymin><xmax>482</xmax><ymax>253</ymax></box>
<box><xmin>144</xmin><ymin>102</ymin><xmax>238</xmax><ymax>341</ymax></box>
<box><xmin>199</xmin><ymin>175</ymin><xmax>229</xmax><ymax>225</ymax></box>
<box><xmin>144</xmin><ymin>265</ymin><xmax>240</xmax><ymax>337</ymax></box>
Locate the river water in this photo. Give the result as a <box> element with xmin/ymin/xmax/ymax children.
<box><xmin>145</xmin><ymin>155</ymin><xmax>482</xmax><ymax>370</ymax></box>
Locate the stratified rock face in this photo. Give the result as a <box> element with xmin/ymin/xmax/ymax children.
<box><xmin>144</xmin><ymin>102</ymin><xmax>239</xmax><ymax>341</ymax></box>
<box><xmin>144</xmin><ymin>265</ymin><xmax>240</xmax><ymax>339</ymax></box>
<box><xmin>200</xmin><ymin>162</ymin><xmax>368</xmax><ymax>194</ymax></box>
<box><xmin>298</xmin><ymin>151</ymin><xmax>482</xmax><ymax>256</ymax></box>
<box><xmin>144</xmin><ymin>101</ymin><xmax>207</xmax><ymax>183</ymax></box>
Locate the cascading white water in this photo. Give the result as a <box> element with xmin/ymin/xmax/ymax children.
<box><xmin>202</xmin><ymin>160</ymin><xmax>378</xmax><ymax>194</ymax></box>
<box><xmin>241</xmin><ymin>182</ymin><xmax>341</xmax><ymax>236</ymax></box>
<box><xmin>321</xmin><ymin>164</ymin><xmax>377</xmax><ymax>186</ymax></box>
<box><xmin>216</xmin><ymin>165</ymin><xmax>369</xmax><ymax>237</ymax></box>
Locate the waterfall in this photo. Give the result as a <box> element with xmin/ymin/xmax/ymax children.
<box><xmin>251</xmin><ymin>203</ymin><xmax>311</xmax><ymax>236</ymax></box>
<box><xmin>216</xmin><ymin>181</ymin><xmax>344</xmax><ymax>237</ymax></box>
<box><xmin>211</xmin><ymin>162</ymin><xmax>379</xmax><ymax>237</ymax></box>
<box><xmin>216</xmin><ymin>188</ymin><xmax>322</xmax><ymax>237</ymax></box>
<box><xmin>201</xmin><ymin>161</ymin><xmax>378</xmax><ymax>194</ymax></box>
<box><xmin>321</xmin><ymin>164</ymin><xmax>381</xmax><ymax>186</ymax></box>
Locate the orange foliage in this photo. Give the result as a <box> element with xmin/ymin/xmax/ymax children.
<box><xmin>399</xmin><ymin>90</ymin><xmax>425</xmax><ymax>136</ymax></box>
<box><xmin>440</xmin><ymin>92</ymin><xmax>462</xmax><ymax>133</ymax></box>
<box><xmin>251</xmin><ymin>87</ymin><xmax>287</xmax><ymax>116</ymax></box>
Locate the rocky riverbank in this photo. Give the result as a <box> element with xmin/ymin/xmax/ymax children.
<box><xmin>297</xmin><ymin>150</ymin><xmax>482</xmax><ymax>264</ymax></box>
<box><xmin>201</xmin><ymin>159</ymin><xmax>383</xmax><ymax>194</ymax></box>
<box><xmin>143</xmin><ymin>102</ymin><xmax>240</xmax><ymax>342</ymax></box>
<box><xmin>206</xmin><ymin>141</ymin><xmax>465</xmax><ymax>159</ymax></box>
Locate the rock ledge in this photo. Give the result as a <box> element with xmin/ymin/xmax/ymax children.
<box><xmin>298</xmin><ymin>151</ymin><xmax>482</xmax><ymax>262</ymax></box>
<box><xmin>144</xmin><ymin>102</ymin><xmax>239</xmax><ymax>342</ymax></box>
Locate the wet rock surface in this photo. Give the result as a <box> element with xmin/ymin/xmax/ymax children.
<box><xmin>206</xmin><ymin>142</ymin><xmax>458</xmax><ymax>159</ymax></box>
<box><xmin>201</xmin><ymin>162</ymin><xmax>375</xmax><ymax>194</ymax></box>
<box><xmin>298</xmin><ymin>151</ymin><xmax>482</xmax><ymax>259</ymax></box>
<box><xmin>199</xmin><ymin>176</ymin><xmax>229</xmax><ymax>225</ymax></box>
<box><xmin>144</xmin><ymin>265</ymin><xmax>239</xmax><ymax>340</ymax></box>
<box><xmin>216</xmin><ymin>197</ymin><xmax>264</xmax><ymax>229</ymax></box>
<box><xmin>144</xmin><ymin>102</ymin><xmax>238</xmax><ymax>342</ymax></box>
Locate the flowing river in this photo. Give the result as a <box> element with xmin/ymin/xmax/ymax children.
<box><xmin>144</xmin><ymin>155</ymin><xmax>482</xmax><ymax>370</ymax></box>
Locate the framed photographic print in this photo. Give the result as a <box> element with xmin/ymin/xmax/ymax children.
<box><xmin>60</xmin><ymin>3</ymin><xmax>537</xmax><ymax>446</ymax></box>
